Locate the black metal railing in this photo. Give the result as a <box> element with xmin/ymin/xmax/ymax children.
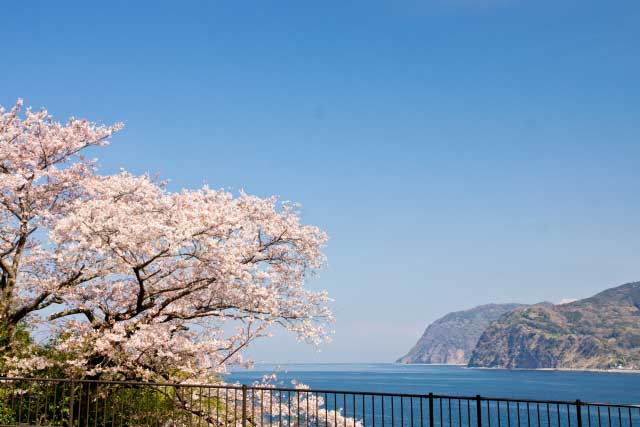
<box><xmin>0</xmin><ymin>377</ymin><xmax>638</xmax><ymax>427</ymax></box>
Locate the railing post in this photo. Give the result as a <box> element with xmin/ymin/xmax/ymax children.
<box><xmin>429</xmin><ymin>393</ymin><xmax>434</xmax><ymax>427</ymax></box>
<box><xmin>242</xmin><ymin>385</ymin><xmax>248</xmax><ymax>427</ymax></box>
<box><xmin>476</xmin><ymin>395</ymin><xmax>482</xmax><ymax>427</ymax></box>
<box><xmin>576</xmin><ymin>400</ymin><xmax>583</xmax><ymax>427</ymax></box>
<box><xmin>68</xmin><ymin>379</ymin><xmax>75</xmax><ymax>427</ymax></box>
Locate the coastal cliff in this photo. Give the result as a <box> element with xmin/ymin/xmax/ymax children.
<box><xmin>468</xmin><ymin>282</ymin><xmax>640</xmax><ymax>369</ymax></box>
<box><xmin>397</xmin><ymin>303</ymin><xmax>525</xmax><ymax>364</ymax></box>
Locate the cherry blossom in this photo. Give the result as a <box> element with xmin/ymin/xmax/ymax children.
<box><xmin>1</xmin><ymin>98</ymin><xmax>123</xmax><ymax>351</ymax></box>
<box><xmin>0</xmin><ymin>100</ymin><xmax>332</xmax><ymax>382</ymax></box>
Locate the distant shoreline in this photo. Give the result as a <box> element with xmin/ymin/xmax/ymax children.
<box><xmin>396</xmin><ymin>363</ymin><xmax>467</xmax><ymax>366</ymax></box>
<box><xmin>397</xmin><ymin>363</ymin><xmax>640</xmax><ymax>374</ymax></box>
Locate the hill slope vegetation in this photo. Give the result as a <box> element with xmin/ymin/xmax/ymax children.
<box><xmin>397</xmin><ymin>303</ymin><xmax>525</xmax><ymax>364</ymax></box>
<box><xmin>468</xmin><ymin>282</ymin><xmax>640</xmax><ymax>369</ymax></box>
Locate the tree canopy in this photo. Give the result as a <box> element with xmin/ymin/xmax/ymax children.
<box><xmin>0</xmin><ymin>99</ymin><xmax>331</xmax><ymax>382</ymax></box>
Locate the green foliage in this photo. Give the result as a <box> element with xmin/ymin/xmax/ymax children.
<box><xmin>0</xmin><ymin>389</ymin><xmax>16</xmax><ymax>425</ymax></box>
<box><xmin>0</xmin><ymin>379</ymin><xmax>237</xmax><ymax>427</ymax></box>
<box><xmin>0</xmin><ymin>321</ymin><xmax>33</xmax><ymax>375</ymax></box>
<box><xmin>0</xmin><ymin>324</ymin><xmax>232</xmax><ymax>425</ymax></box>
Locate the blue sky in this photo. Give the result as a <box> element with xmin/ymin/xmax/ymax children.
<box><xmin>2</xmin><ymin>0</ymin><xmax>639</xmax><ymax>363</ymax></box>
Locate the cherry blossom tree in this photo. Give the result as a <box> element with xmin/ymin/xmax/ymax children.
<box><xmin>0</xmin><ymin>99</ymin><xmax>123</xmax><ymax>353</ymax></box>
<box><xmin>0</xmin><ymin>99</ymin><xmax>332</xmax><ymax>382</ymax></box>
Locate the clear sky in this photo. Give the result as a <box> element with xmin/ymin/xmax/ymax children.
<box><xmin>2</xmin><ymin>0</ymin><xmax>640</xmax><ymax>363</ymax></box>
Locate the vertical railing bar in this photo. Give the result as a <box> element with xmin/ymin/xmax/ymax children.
<box><xmin>206</xmin><ymin>386</ymin><xmax>211</xmax><ymax>427</ymax></box>
<box><xmin>537</xmin><ymin>403</ymin><xmax>541</xmax><ymax>427</ymax></box>
<box><xmin>577</xmin><ymin>401</ymin><xmax>583</xmax><ymax>427</ymax></box>
<box><xmin>272</xmin><ymin>389</ymin><xmax>276</xmax><ymax>427</ymax></box>
<box><xmin>33</xmin><ymin>380</ymin><xmax>41</xmax><ymax>426</ymax></box>
<box><xmin>352</xmin><ymin>394</ymin><xmax>356</xmax><ymax>427</ymax></box>
<box><xmin>335</xmin><ymin>393</ymin><xmax>338</xmax><ymax>427</ymax></box>
<box><xmin>9</xmin><ymin>380</ymin><xmax>15</xmax><ymax>420</ymax></box>
<box><xmin>43</xmin><ymin>380</ymin><xmax>51</xmax><ymax>424</ymax></box>
<box><xmin>33</xmin><ymin>381</ymin><xmax>40</xmax><ymax>423</ymax></box>
<box><xmin>298</xmin><ymin>390</ymin><xmax>302</xmax><ymax>427</ymax></box>
<box><xmin>546</xmin><ymin>404</ymin><xmax>550</xmax><ymax>427</ymax></box>
<box><xmin>93</xmin><ymin>383</ymin><xmax>102</xmax><ymax>427</ymax></box>
<box><xmin>228</xmin><ymin>387</ymin><xmax>232</xmax><ymax>427</ymax></box>
<box><xmin>26</xmin><ymin>380</ymin><xmax>33</xmax><ymax>425</ymax></box>
<box><xmin>227</xmin><ymin>386</ymin><xmax>231</xmax><ymax>427</ymax></box>
<box><xmin>428</xmin><ymin>394</ymin><xmax>434</xmax><ymax>427</ymax></box>
<box><xmin>152</xmin><ymin>385</ymin><xmax>158</xmax><ymax>427</ymax></box>
<box><xmin>363</xmin><ymin>395</ymin><xmax>366</xmax><ymax>427</ymax></box>
<box><xmin>86</xmin><ymin>382</ymin><xmax>92</xmax><ymax>427</ymax></box>
<box><xmin>260</xmin><ymin>389</ymin><xmax>264</xmax><ymax>427</ymax></box>
<box><xmin>17</xmin><ymin>380</ymin><xmax>24</xmax><ymax>424</ymax></box>
<box><xmin>373</xmin><ymin>395</ymin><xmax>376</xmax><ymax>427</ymax></box>
<box><xmin>93</xmin><ymin>382</ymin><xmax>99</xmax><ymax>427</ymax></box>
<box><xmin>38</xmin><ymin>381</ymin><xmax>43</xmax><ymax>425</ymax></box>
<box><xmin>187</xmin><ymin>386</ymin><xmax>194</xmax><ymax>427</ymax></box>
<box><xmin>392</xmin><ymin>395</ymin><xmax>395</xmax><ymax>427</ymax></box>
<box><xmin>233</xmin><ymin>388</ymin><xmax>238</xmax><ymax>427</ymax></box>
<box><xmin>37</xmin><ymin>380</ymin><xmax>44</xmax><ymax>425</ymax></box>
<box><xmin>46</xmin><ymin>380</ymin><xmax>52</xmax><ymax>426</ymax></box>
<box><xmin>325</xmin><ymin>393</ymin><xmax>329</xmax><ymax>427</ymax></box>
<box><xmin>52</xmin><ymin>381</ymin><xmax>60</xmax><ymax>425</ymax></box>
<box><xmin>317</xmin><ymin>392</ymin><xmax>322</xmax><ymax>427</ymax></box>
<box><xmin>344</xmin><ymin>393</ymin><xmax>347</xmax><ymax>427</ymax></box>
<box><xmin>285</xmin><ymin>391</ymin><xmax>290</xmax><ymax>427</ymax></box>
<box><xmin>409</xmin><ymin>397</ymin><xmax>416</xmax><ymax>427</ymax></box>
<box><xmin>288</xmin><ymin>391</ymin><xmax>292</xmax><ymax>427</ymax></box>
<box><xmin>487</xmin><ymin>400</ymin><xmax>491</xmax><ymax>427</ymax></box>
<box><xmin>197</xmin><ymin>386</ymin><xmax>203</xmax><ymax>427</ymax></box>
<box><xmin>242</xmin><ymin>385</ymin><xmax>248</xmax><ymax>427</ymax></box>
<box><xmin>69</xmin><ymin>379</ymin><xmax>76</xmax><ymax>427</ymax></box>
<box><xmin>116</xmin><ymin>384</ymin><xmax>124</xmax><ymax>427</ymax></box>
<box><xmin>252</xmin><ymin>388</ymin><xmax>255</xmax><ymax>427</ymax></box>
<box><xmin>79</xmin><ymin>382</ymin><xmax>85</xmax><ymax>427</ymax></box>
<box><xmin>216</xmin><ymin>387</ymin><xmax>220</xmax><ymax>427</ymax></box>
<box><xmin>567</xmin><ymin>404</ymin><xmax>571</xmax><ymax>427</ymax></box>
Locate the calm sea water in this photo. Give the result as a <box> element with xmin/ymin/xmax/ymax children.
<box><xmin>227</xmin><ymin>363</ymin><xmax>640</xmax><ymax>404</ymax></box>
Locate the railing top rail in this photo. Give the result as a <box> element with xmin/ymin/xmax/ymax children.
<box><xmin>1</xmin><ymin>376</ymin><xmax>638</xmax><ymax>409</ymax></box>
<box><xmin>246</xmin><ymin>385</ymin><xmax>640</xmax><ymax>408</ymax></box>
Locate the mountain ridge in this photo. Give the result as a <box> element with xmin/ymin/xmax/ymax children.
<box><xmin>397</xmin><ymin>303</ymin><xmax>526</xmax><ymax>365</ymax></box>
<box><xmin>468</xmin><ymin>282</ymin><xmax>640</xmax><ymax>369</ymax></box>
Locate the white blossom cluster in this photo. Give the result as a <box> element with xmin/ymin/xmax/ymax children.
<box><xmin>0</xmin><ymin>99</ymin><xmax>333</xmax><ymax>383</ymax></box>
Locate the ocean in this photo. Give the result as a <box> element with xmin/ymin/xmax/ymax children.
<box><xmin>227</xmin><ymin>363</ymin><xmax>640</xmax><ymax>404</ymax></box>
